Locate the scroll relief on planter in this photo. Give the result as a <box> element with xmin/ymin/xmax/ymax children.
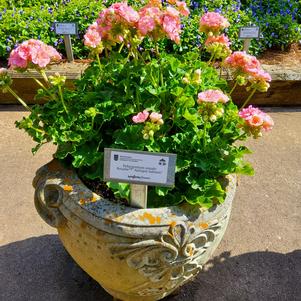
<box><xmin>109</xmin><ymin>217</ymin><xmax>227</xmax><ymax>296</ymax></box>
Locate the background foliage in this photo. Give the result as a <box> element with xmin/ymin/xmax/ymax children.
<box><xmin>0</xmin><ymin>0</ymin><xmax>300</xmax><ymax>61</ymax></box>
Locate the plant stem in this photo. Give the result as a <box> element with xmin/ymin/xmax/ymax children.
<box><xmin>203</xmin><ymin>120</ymin><xmax>208</xmax><ymax>148</ymax></box>
<box><xmin>208</xmin><ymin>51</ymin><xmax>216</xmax><ymax>64</ymax></box>
<box><xmin>118</xmin><ymin>43</ymin><xmax>125</xmax><ymax>53</ymax></box>
<box><xmin>39</xmin><ymin>69</ymin><xmax>50</xmax><ymax>87</ymax></box>
<box><xmin>96</xmin><ymin>53</ymin><xmax>102</xmax><ymax>72</ymax></box>
<box><xmin>58</xmin><ymin>85</ymin><xmax>68</xmax><ymax>114</ymax></box>
<box><xmin>241</xmin><ymin>88</ymin><xmax>256</xmax><ymax>109</ymax></box>
<box><xmin>155</xmin><ymin>44</ymin><xmax>160</xmax><ymax>57</ymax></box>
<box><xmin>229</xmin><ymin>81</ymin><xmax>238</xmax><ymax>95</ymax></box>
<box><xmin>7</xmin><ymin>86</ymin><xmax>32</xmax><ymax>112</ymax></box>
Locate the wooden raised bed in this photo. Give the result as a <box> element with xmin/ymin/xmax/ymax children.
<box><xmin>1</xmin><ymin>63</ymin><xmax>301</xmax><ymax>106</ymax></box>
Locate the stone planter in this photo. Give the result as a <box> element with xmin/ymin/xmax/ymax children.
<box><xmin>33</xmin><ymin>159</ymin><xmax>236</xmax><ymax>301</ymax></box>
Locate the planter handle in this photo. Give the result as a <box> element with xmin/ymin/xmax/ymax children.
<box><xmin>34</xmin><ymin>178</ymin><xmax>66</xmax><ymax>228</ymax></box>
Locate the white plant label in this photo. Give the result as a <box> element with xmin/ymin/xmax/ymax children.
<box><xmin>104</xmin><ymin>148</ymin><xmax>176</xmax><ymax>187</ymax></box>
<box><xmin>239</xmin><ymin>27</ymin><xmax>260</xmax><ymax>39</ymax></box>
<box><xmin>54</xmin><ymin>22</ymin><xmax>78</xmax><ymax>35</ymax></box>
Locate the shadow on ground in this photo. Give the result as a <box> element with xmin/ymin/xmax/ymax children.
<box><xmin>1</xmin><ymin>235</ymin><xmax>300</xmax><ymax>301</ymax></box>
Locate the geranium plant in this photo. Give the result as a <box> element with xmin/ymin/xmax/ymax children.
<box><xmin>0</xmin><ymin>0</ymin><xmax>273</xmax><ymax>208</ymax></box>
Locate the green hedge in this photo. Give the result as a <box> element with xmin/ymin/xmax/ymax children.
<box><xmin>1</xmin><ymin>0</ymin><xmax>300</xmax><ymax>61</ymax></box>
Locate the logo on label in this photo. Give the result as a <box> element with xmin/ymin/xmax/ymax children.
<box><xmin>159</xmin><ymin>158</ymin><xmax>166</xmax><ymax>166</ymax></box>
<box><xmin>114</xmin><ymin>154</ymin><xmax>119</xmax><ymax>161</ymax></box>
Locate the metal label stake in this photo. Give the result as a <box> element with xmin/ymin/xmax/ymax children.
<box><xmin>130</xmin><ymin>184</ymin><xmax>148</xmax><ymax>208</ymax></box>
<box><xmin>239</xmin><ymin>26</ymin><xmax>260</xmax><ymax>54</ymax></box>
<box><xmin>54</xmin><ymin>22</ymin><xmax>78</xmax><ymax>62</ymax></box>
<box><xmin>103</xmin><ymin>148</ymin><xmax>177</xmax><ymax>209</ymax></box>
<box><xmin>63</xmin><ymin>35</ymin><xmax>74</xmax><ymax>62</ymax></box>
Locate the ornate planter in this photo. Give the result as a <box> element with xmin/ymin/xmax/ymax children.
<box><xmin>33</xmin><ymin>160</ymin><xmax>236</xmax><ymax>301</ymax></box>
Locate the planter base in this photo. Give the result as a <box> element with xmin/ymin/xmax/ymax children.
<box><xmin>33</xmin><ymin>160</ymin><xmax>236</xmax><ymax>301</ymax></box>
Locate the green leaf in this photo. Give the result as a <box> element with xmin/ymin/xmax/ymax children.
<box><xmin>107</xmin><ymin>182</ymin><xmax>130</xmax><ymax>199</ymax></box>
<box><xmin>155</xmin><ymin>186</ymin><xmax>172</xmax><ymax>196</ymax></box>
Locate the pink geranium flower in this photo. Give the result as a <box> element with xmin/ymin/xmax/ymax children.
<box><xmin>8</xmin><ymin>39</ymin><xmax>61</xmax><ymax>70</ymax></box>
<box><xmin>96</xmin><ymin>3</ymin><xmax>139</xmax><ymax>45</ymax></box>
<box><xmin>132</xmin><ymin>110</ymin><xmax>150</xmax><ymax>123</ymax></box>
<box><xmin>197</xmin><ymin>89</ymin><xmax>229</xmax><ymax>104</ymax></box>
<box><xmin>199</xmin><ymin>12</ymin><xmax>230</xmax><ymax>34</ymax></box>
<box><xmin>84</xmin><ymin>23</ymin><xmax>102</xmax><ymax>48</ymax></box>
<box><xmin>205</xmin><ymin>34</ymin><xmax>230</xmax><ymax>47</ymax></box>
<box><xmin>239</xmin><ymin>105</ymin><xmax>274</xmax><ymax>132</ymax></box>
<box><xmin>149</xmin><ymin>112</ymin><xmax>164</xmax><ymax>124</ymax></box>
<box><xmin>176</xmin><ymin>1</ymin><xmax>190</xmax><ymax>17</ymax></box>
<box><xmin>224</xmin><ymin>51</ymin><xmax>261</xmax><ymax>73</ymax></box>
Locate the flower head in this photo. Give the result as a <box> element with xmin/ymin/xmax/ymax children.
<box><xmin>225</xmin><ymin>51</ymin><xmax>271</xmax><ymax>91</ymax></box>
<box><xmin>176</xmin><ymin>1</ymin><xmax>190</xmax><ymax>17</ymax></box>
<box><xmin>239</xmin><ymin>105</ymin><xmax>274</xmax><ymax>137</ymax></box>
<box><xmin>132</xmin><ymin>110</ymin><xmax>149</xmax><ymax>123</ymax></box>
<box><xmin>8</xmin><ymin>39</ymin><xmax>61</xmax><ymax>70</ymax></box>
<box><xmin>199</xmin><ymin>12</ymin><xmax>230</xmax><ymax>34</ymax></box>
<box><xmin>84</xmin><ymin>23</ymin><xmax>102</xmax><ymax>49</ymax></box>
<box><xmin>205</xmin><ymin>34</ymin><xmax>230</xmax><ymax>47</ymax></box>
<box><xmin>197</xmin><ymin>89</ymin><xmax>229</xmax><ymax>104</ymax></box>
<box><xmin>149</xmin><ymin>112</ymin><xmax>164</xmax><ymax>124</ymax></box>
<box><xmin>96</xmin><ymin>3</ymin><xmax>139</xmax><ymax>46</ymax></box>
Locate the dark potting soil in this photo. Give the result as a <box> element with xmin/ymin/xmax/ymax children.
<box><xmin>81</xmin><ymin>178</ymin><xmax>129</xmax><ymax>206</ymax></box>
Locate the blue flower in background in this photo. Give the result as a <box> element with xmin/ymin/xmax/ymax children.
<box><xmin>6</xmin><ymin>46</ymin><xmax>11</xmax><ymax>52</ymax></box>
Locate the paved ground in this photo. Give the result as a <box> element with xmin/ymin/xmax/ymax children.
<box><xmin>0</xmin><ymin>106</ymin><xmax>300</xmax><ymax>301</ymax></box>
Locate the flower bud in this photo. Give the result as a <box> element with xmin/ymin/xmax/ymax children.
<box><xmin>148</xmin><ymin>130</ymin><xmax>154</xmax><ymax>138</ymax></box>
<box><xmin>210</xmin><ymin>115</ymin><xmax>217</xmax><ymax>122</ymax></box>
<box><xmin>143</xmin><ymin>133</ymin><xmax>149</xmax><ymax>140</ymax></box>
<box><xmin>215</xmin><ymin>107</ymin><xmax>224</xmax><ymax>117</ymax></box>
<box><xmin>182</xmin><ymin>76</ymin><xmax>190</xmax><ymax>84</ymax></box>
<box><xmin>49</xmin><ymin>72</ymin><xmax>66</xmax><ymax>86</ymax></box>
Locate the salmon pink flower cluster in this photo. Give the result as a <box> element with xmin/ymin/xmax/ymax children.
<box><xmin>149</xmin><ymin>112</ymin><xmax>164</xmax><ymax>124</ymax></box>
<box><xmin>199</xmin><ymin>12</ymin><xmax>230</xmax><ymax>35</ymax></box>
<box><xmin>197</xmin><ymin>90</ymin><xmax>229</xmax><ymax>122</ymax></box>
<box><xmin>132</xmin><ymin>110</ymin><xmax>163</xmax><ymax>125</ymax></box>
<box><xmin>197</xmin><ymin>89</ymin><xmax>229</xmax><ymax>104</ymax></box>
<box><xmin>132</xmin><ymin>109</ymin><xmax>164</xmax><ymax>140</ymax></box>
<box><xmin>132</xmin><ymin>110</ymin><xmax>150</xmax><ymax>123</ymax></box>
<box><xmin>239</xmin><ymin>105</ymin><xmax>274</xmax><ymax>138</ymax></box>
<box><xmin>96</xmin><ymin>2</ymin><xmax>139</xmax><ymax>46</ymax></box>
<box><xmin>137</xmin><ymin>3</ymin><xmax>186</xmax><ymax>44</ymax></box>
<box><xmin>8</xmin><ymin>39</ymin><xmax>61</xmax><ymax>69</ymax></box>
<box><xmin>225</xmin><ymin>51</ymin><xmax>271</xmax><ymax>92</ymax></box>
<box><xmin>84</xmin><ymin>23</ymin><xmax>102</xmax><ymax>49</ymax></box>
<box><xmin>205</xmin><ymin>34</ymin><xmax>230</xmax><ymax>47</ymax></box>
<box><xmin>205</xmin><ymin>34</ymin><xmax>231</xmax><ymax>59</ymax></box>
<box><xmin>83</xmin><ymin>1</ymin><xmax>189</xmax><ymax>48</ymax></box>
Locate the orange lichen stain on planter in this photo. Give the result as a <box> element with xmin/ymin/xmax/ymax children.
<box><xmin>169</xmin><ymin>221</ymin><xmax>177</xmax><ymax>228</ymax></box>
<box><xmin>63</xmin><ymin>185</ymin><xmax>73</xmax><ymax>192</ymax></box>
<box><xmin>79</xmin><ymin>199</ymin><xmax>86</xmax><ymax>205</ymax></box>
<box><xmin>90</xmin><ymin>196</ymin><xmax>97</xmax><ymax>203</ymax></box>
<box><xmin>199</xmin><ymin>222</ymin><xmax>209</xmax><ymax>229</ymax></box>
<box><xmin>115</xmin><ymin>216</ymin><xmax>123</xmax><ymax>222</ymax></box>
<box><xmin>138</xmin><ymin>212</ymin><xmax>158</xmax><ymax>225</ymax></box>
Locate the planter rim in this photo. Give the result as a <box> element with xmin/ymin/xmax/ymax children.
<box><xmin>34</xmin><ymin>159</ymin><xmax>236</xmax><ymax>237</ymax></box>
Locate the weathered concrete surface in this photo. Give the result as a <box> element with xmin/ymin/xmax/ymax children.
<box><xmin>0</xmin><ymin>106</ymin><xmax>300</xmax><ymax>301</ymax></box>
